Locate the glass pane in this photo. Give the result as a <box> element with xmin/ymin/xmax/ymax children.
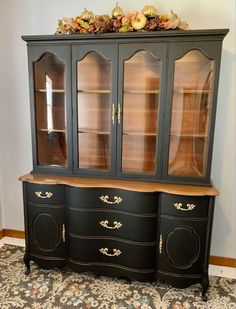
<box><xmin>122</xmin><ymin>51</ymin><xmax>161</xmax><ymax>174</ymax></box>
<box><xmin>122</xmin><ymin>135</ymin><xmax>157</xmax><ymax>173</ymax></box>
<box><xmin>168</xmin><ymin>50</ymin><xmax>214</xmax><ymax>177</ymax></box>
<box><xmin>77</xmin><ymin>52</ymin><xmax>111</xmax><ymax>170</ymax></box>
<box><xmin>34</xmin><ymin>53</ymin><xmax>67</xmax><ymax>167</ymax></box>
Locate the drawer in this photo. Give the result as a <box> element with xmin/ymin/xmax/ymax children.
<box><xmin>68</xmin><ymin>187</ymin><xmax>157</xmax><ymax>214</ymax></box>
<box><xmin>69</xmin><ymin>209</ymin><xmax>157</xmax><ymax>242</ymax></box>
<box><xmin>160</xmin><ymin>193</ymin><xmax>209</xmax><ymax>218</ymax></box>
<box><xmin>68</xmin><ymin>236</ymin><xmax>156</xmax><ymax>270</ymax></box>
<box><xmin>26</xmin><ymin>183</ymin><xmax>66</xmax><ymax>205</ymax></box>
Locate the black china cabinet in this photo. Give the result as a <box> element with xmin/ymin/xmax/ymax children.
<box><xmin>20</xmin><ymin>29</ymin><xmax>228</xmax><ymax>301</ymax></box>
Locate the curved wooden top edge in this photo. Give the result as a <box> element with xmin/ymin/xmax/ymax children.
<box><xmin>19</xmin><ymin>173</ymin><xmax>219</xmax><ymax>196</ymax></box>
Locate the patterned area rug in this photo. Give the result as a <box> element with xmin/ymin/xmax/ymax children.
<box><xmin>0</xmin><ymin>245</ymin><xmax>235</xmax><ymax>309</ymax></box>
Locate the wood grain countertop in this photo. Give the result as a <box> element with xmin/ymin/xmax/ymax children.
<box><xmin>19</xmin><ymin>173</ymin><xmax>219</xmax><ymax>196</ymax></box>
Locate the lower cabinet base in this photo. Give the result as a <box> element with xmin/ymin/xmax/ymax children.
<box><xmin>24</xmin><ymin>252</ymin><xmax>66</xmax><ymax>275</ymax></box>
<box><xmin>23</xmin><ymin>256</ymin><xmax>210</xmax><ymax>301</ymax></box>
<box><xmin>68</xmin><ymin>259</ymin><xmax>156</xmax><ymax>282</ymax></box>
<box><xmin>21</xmin><ymin>177</ymin><xmax>217</xmax><ymax>304</ymax></box>
<box><xmin>157</xmin><ymin>270</ymin><xmax>209</xmax><ymax>301</ymax></box>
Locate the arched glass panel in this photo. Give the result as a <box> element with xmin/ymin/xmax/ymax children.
<box><xmin>168</xmin><ymin>50</ymin><xmax>214</xmax><ymax>177</ymax></box>
<box><xmin>77</xmin><ymin>51</ymin><xmax>111</xmax><ymax>170</ymax></box>
<box><xmin>122</xmin><ymin>51</ymin><xmax>161</xmax><ymax>174</ymax></box>
<box><xmin>34</xmin><ymin>53</ymin><xmax>67</xmax><ymax>167</ymax></box>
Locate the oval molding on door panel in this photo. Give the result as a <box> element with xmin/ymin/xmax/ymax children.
<box><xmin>165</xmin><ymin>226</ymin><xmax>200</xmax><ymax>269</ymax></box>
<box><xmin>32</xmin><ymin>213</ymin><xmax>61</xmax><ymax>252</ymax></box>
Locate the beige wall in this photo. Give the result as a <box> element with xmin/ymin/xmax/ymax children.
<box><xmin>0</xmin><ymin>0</ymin><xmax>235</xmax><ymax>258</ymax></box>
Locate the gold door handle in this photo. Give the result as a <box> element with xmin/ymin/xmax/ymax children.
<box><xmin>62</xmin><ymin>224</ymin><xmax>65</xmax><ymax>243</ymax></box>
<box><xmin>118</xmin><ymin>103</ymin><xmax>121</xmax><ymax>124</ymax></box>
<box><xmin>99</xmin><ymin>195</ymin><xmax>123</xmax><ymax>205</ymax></box>
<box><xmin>35</xmin><ymin>191</ymin><xmax>53</xmax><ymax>199</ymax></box>
<box><xmin>99</xmin><ymin>247</ymin><xmax>122</xmax><ymax>257</ymax></box>
<box><xmin>159</xmin><ymin>234</ymin><xmax>163</xmax><ymax>254</ymax></box>
<box><xmin>99</xmin><ymin>220</ymin><xmax>123</xmax><ymax>229</ymax></box>
<box><xmin>112</xmin><ymin>103</ymin><xmax>115</xmax><ymax>125</ymax></box>
<box><xmin>174</xmin><ymin>203</ymin><xmax>196</xmax><ymax>211</ymax></box>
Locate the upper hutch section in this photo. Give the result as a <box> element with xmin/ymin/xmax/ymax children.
<box><xmin>22</xmin><ymin>29</ymin><xmax>228</xmax><ymax>185</ymax></box>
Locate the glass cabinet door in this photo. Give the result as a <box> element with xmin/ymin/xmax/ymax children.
<box><xmin>73</xmin><ymin>45</ymin><xmax>117</xmax><ymax>175</ymax></box>
<box><xmin>118</xmin><ymin>44</ymin><xmax>167</xmax><ymax>179</ymax></box>
<box><xmin>165</xmin><ymin>46</ymin><xmax>217</xmax><ymax>182</ymax></box>
<box><xmin>32</xmin><ymin>49</ymin><xmax>71</xmax><ymax>170</ymax></box>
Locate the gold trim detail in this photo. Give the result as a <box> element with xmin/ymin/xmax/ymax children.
<box><xmin>174</xmin><ymin>203</ymin><xmax>196</xmax><ymax>211</ymax></box>
<box><xmin>99</xmin><ymin>220</ymin><xmax>123</xmax><ymax>230</ymax></box>
<box><xmin>118</xmin><ymin>103</ymin><xmax>121</xmax><ymax>124</ymax></box>
<box><xmin>35</xmin><ymin>191</ymin><xmax>53</xmax><ymax>199</ymax></box>
<box><xmin>99</xmin><ymin>195</ymin><xmax>123</xmax><ymax>205</ymax></box>
<box><xmin>62</xmin><ymin>224</ymin><xmax>65</xmax><ymax>243</ymax></box>
<box><xmin>159</xmin><ymin>234</ymin><xmax>163</xmax><ymax>254</ymax></box>
<box><xmin>99</xmin><ymin>247</ymin><xmax>122</xmax><ymax>257</ymax></box>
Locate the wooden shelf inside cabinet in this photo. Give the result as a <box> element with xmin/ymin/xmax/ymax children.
<box><xmin>38</xmin><ymin>128</ymin><xmax>66</xmax><ymax>133</ymax></box>
<box><xmin>173</xmin><ymin>89</ymin><xmax>211</xmax><ymax>94</ymax></box>
<box><xmin>124</xmin><ymin>90</ymin><xmax>160</xmax><ymax>94</ymax></box>
<box><xmin>170</xmin><ymin>133</ymin><xmax>208</xmax><ymax>138</ymax></box>
<box><xmin>37</xmin><ymin>89</ymin><xmax>65</xmax><ymax>93</ymax></box>
<box><xmin>123</xmin><ymin>132</ymin><xmax>157</xmax><ymax>136</ymax></box>
<box><xmin>77</xmin><ymin>90</ymin><xmax>111</xmax><ymax>94</ymax></box>
<box><xmin>78</xmin><ymin>130</ymin><xmax>110</xmax><ymax>135</ymax></box>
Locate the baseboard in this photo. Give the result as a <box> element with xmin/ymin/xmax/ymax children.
<box><xmin>0</xmin><ymin>229</ymin><xmax>235</xmax><ymax>268</ymax></box>
<box><xmin>0</xmin><ymin>229</ymin><xmax>25</xmax><ymax>239</ymax></box>
<box><xmin>209</xmin><ymin>256</ymin><xmax>236</xmax><ymax>268</ymax></box>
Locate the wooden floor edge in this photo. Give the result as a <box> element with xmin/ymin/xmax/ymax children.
<box><xmin>0</xmin><ymin>229</ymin><xmax>235</xmax><ymax>268</ymax></box>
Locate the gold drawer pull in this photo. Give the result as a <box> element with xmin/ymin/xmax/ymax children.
<box><xmin>99</xmin><ymin>247</ymin><xmax>122</xmax><ymax>257</ymax></box>
<box><xmin>174</xmin><ymin>203</ymin><xmax>196</xmax><ymax>211</ymax></box>
<box><xmin>62</xmin><ymin>224</ymin><xmax>65</xmax><ymax>243</ymax></box>
<box><xmin>35</xmin><ymin>191</ymin><xmax>53</xmax><ymax>199</ymax></box>
<box><xmin>99</xmin><ymin>220</ymin><xmax>123</xmax><ymax>230</ymax></box>
<box><xmin>99</xmin><ymin>195</ymin><xmax>123</xmax><ymax>205</ymax></box>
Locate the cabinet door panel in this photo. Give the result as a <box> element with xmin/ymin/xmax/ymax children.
<box><xmin>72</xmin><ymin>45</ymin><xmax>118</xmax><ymax>176</ymax></box>
<box><xmin>158</xmin><ymin>216</ymin><xmax>207</xmax><ymax>275</ymax></box>
<box><xmin>163</xmin><ymin>41</ymin><xmax>223</xmax><ymax>184</ymax></box>
<box><xmin>28</xmin><ymin>46</ymin><xmax>72</xmax><ymax>173</ymax></box>
<box><xmin>28</xmin><ymin>204</ymin><xmax>66</xmax><ymax>258</ymax></box>
<box><xmin>117</xmin><ymin>43</ymin><xmax>167</xmax><ymax>180</ymax></box>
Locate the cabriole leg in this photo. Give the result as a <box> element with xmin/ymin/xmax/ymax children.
<box><xmin>201</xmin><ymin>271</ymin><xmax>209</xmax><ymax>301</ymax></box>
<box><xmin>23</xmin><ymin>251</ymin><xmax>31</xmax><ymax>275</ymax></box>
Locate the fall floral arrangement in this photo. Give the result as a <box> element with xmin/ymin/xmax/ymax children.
<box><xmin>55</xmin><ymin>3</ymin><xmax>189</xmax><ymax>35</ymax></box>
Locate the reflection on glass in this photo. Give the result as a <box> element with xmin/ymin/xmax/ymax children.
<box><xmin>122</xmin><ymin>51</ymin><xmax>161</xmax><ymax>174</ymax></box>
<box><xmin>45</xmin><ymin>74</ymin><xmax>53</xmax><ymax>133</ymax></box>
<box><xmin>168</xmin><ymin>50</ymin><xmax>214</xmax><ymax>177</ymax></box>
<box><xmin>34</xmin><ymin>53</ymin><xmax>67</xmax><ymax>166</ymax></box>
<box><xmin>77</xmin><ymin>51</ymin><xmax>111</xmax><ymax>170</ymax></box>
